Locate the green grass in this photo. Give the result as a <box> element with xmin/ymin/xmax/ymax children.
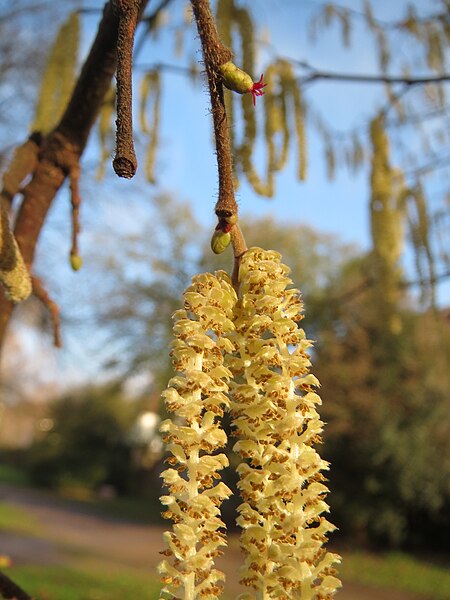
<box><xmin>75</xmin><ymin>492</ymin><xmax>163</xmax><ymax>525</ymax></box>
<box><xmin>341</xmin><ymin>550</ymin><xmax>450</xmax><ymax>600</ymax></box>
<box><xmin>4</xmin><ymin>564</ymin><xmax>161</xmax><ymax>600</ymax></box>
<box><xmin>0</xmin><ymin>463</ymin><xmax>30</xmax><ymax>486</ymax></box>
<box><xmin>0</xmin><ymin>501</ymin><xmax>41</xmax><ymax>536</ymax></box>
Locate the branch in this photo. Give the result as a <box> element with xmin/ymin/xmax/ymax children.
<box><xmin>32</xmin><ymin>275</ymin><xmax>62</xmax><ymax>348</ymax></box>
<box><xmin>190</xmin><ymin>0</ymin><xmax>248</xmax><ymax>285</ymax></box>
<box><xmin>403</xmin><ymin>151</ymin><xmax>450</xmax><ymax>181</ymax></box>
<box><xmin>330</xmin><ymin>269</ymin><xmax>450</xmax><ymax>306</ymax></box>
<box><xmin>190</xmin><ymin>0</ymin><xmax>236</xmax><ymax>219</ymax></box>
<box><xmin>297</xmin><ymin>63</ymin><xmax>450</xmax><ymax>87</ymax></box>
<box><xmin>0</xmin><ymin>570</ymin><xmax>33</xmax><ymax>600</ymax></box>
<box><xmin>0</xmin><ymin>0</ymin><xmax>150</xmax><ymax>354</ymax></box>
<box><xmin>113</xmin><ymin>0</ymin><xmax>140</xmax><ymax>178</ymax></box>
<box><xmin>134</xmin><ymin>0</ymin><xmax>175</xmax><ymax>58</ymax></box>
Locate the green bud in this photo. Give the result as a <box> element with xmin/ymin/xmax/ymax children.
<box><xmin>211</xmin><ymin>230</ymin><xmax>231</xmax><ymax>255</ymax></box>
<box><xmin>219</xmin><ymin>61</ymin><xmax>253</xmax><ymax>95</ymax></box>
<box><xmin>70</xmin><ymin>254</ymin><xmax>83</xmax><ymax>271</ymax></box>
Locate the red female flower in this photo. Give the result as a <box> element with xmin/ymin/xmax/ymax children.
<box><xmin>249</xmin><ymin>74</ymin><xmax>267</xmax><ymax>106</ymax></box>
<box><xmin>219</xmin><ymin>61</ymin><xmax>267</xmax><ymax>106</ymax></box>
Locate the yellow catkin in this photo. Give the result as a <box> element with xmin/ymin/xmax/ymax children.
<box><xmin>243</xmin><ymin>59</ymin><xmax>307</xmax><ymax>195</ymax></box>
<box><xmin>216</xmin><ymin>0</ymin><xmax>233</xmax><ymax>48</ymax></box>
<box><xmin>264</xmin><ymin>63</ymin><xmax>288</xmax><ymax>174</ymax></box>
<box><xmin>228</xmin><ymin>248</ymin><xmax>341</xmax><ymax>599</ymax></box>
<box><xmin>96</xmin><ymin>86</ymin><xmax>116</xmax><ymax>180</ymax></box>
<box><xmin>139</xmin><ymin>71</ymin><xmax>161</xmax><ymax>184</ymax></box>
<box><xmin>425</xmin><ymin>23</ymin><xmax>444</xmax><ymax>72</ymax></box>
<box><xmin>280</xmin><ymin>60</ymin><xmax>307</xmax><ymax>181</ymax></box>
<box><xmin>32</xmin><ymin>12</ymin><xmax>80</xmax><ymax>134</ymax></box>
<box><xmin>159</xmin><ymin>271</ymin><xmax>237</xmax><ymax>600</ymax></box>
<box><xmin>1</xmin><ymin>139</ymin><xmax>40</xmax><ymax>201</ymax></box>
<box><xmin>216</xmin><ymin>0</ymin><xmax>258</xmax><ymax>191</ymax></box>
<box><xmin>0</xmin><ymin>200</ymin><xmax>32</xmax><ymax>303</ymax></box>
<box><xmin>370</xmin><ymin>115</ymin><xmax>405</xmax><ymax>332</ymax></box>
<box><xmin>325</xmin><ymin>134</ymin><xmax>336</xmax><ymax>181</ymax></box>
<box><xmin>408</xmin><ymin>184</ymin><xmax>435</xmax><ymax>305</ymax></box>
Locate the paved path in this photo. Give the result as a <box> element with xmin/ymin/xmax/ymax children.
<box><xmin>0</xmin><ymin>483</ymin><xmax>425</xmax><ymax>600</ymax></box>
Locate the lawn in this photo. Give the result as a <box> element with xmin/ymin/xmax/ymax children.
<box><xmin>340</xmin><ymin>550</ymin><xmax>450</xmax><ymax>600</ymax></box>
<box><xmin>4</xmin><ymin>564</ymin><xmax>161</xmax><ymax>600</ymax></box>
<box><xmin>1</xmin><ymin>472</ymin><xmax>450</xmax><ymax>600</ymax></box>
<box><xmin>0</xmin><ymin>501</ymin><xmax>41</xmax><ymax>536</ymax></box>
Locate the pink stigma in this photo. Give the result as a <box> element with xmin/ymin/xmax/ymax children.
<box><xmin>249</xmin><ymin>74</ymin><xmax>267</xmax><ymax>106</ymax></box>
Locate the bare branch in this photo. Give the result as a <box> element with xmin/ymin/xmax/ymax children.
<box><xmin>296</xmin><ymin>61</ymin><xmax>450</xmax><ymax>87</ymax></box>
<box><xmin>113</xmin><ymin>0</ymin><xmax>140</xmax><ymax>178</ymax></box>
<box><xmin>32</xmin><ymin>275</ymin><xmax>62</xmax><ymax>348</ymax></box>
<box><xmin>190</xmin><ymin>0</ymin><xmax>236</xmax><ymax>218</ymax></box>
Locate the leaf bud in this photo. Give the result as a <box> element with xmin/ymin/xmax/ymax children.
<box><xmin>219</xmin><ymin>61</ymin><xmax>253</xmax><ymax>95</ymax></box>
<box><xmin>70</xmin><ymin>254</ymin><xmax>83</xmax><ymax>271</ymax></box>
<box><xmin>211</xmin><ymin>230</ymin><xmax>231</xmax><ymax>254</ymax></box>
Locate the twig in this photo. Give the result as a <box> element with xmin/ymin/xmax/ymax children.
<box><xmin>297</xmin><ymin>62</ymin><xmax>450</xmax><ymax>87</ymax></box>
<box><xmin>191</xmin><ymin>0</ymin><xmax>251</xmax><ymax>286</ymax></box>
<box><xmin>113</xmin><ymin>0</ymin><xmax>140</xmax><ymax>178</ymax></box>
<box><xmin>190</xmin><ymin>0</ymin><xmax>236</xmax><ymax>219</ymax></box>
<box><xmin>0</xmin><ymin>570</ymin><xmax>34</xmax><ymax>600</ymax></box>
<box><xmin>134</xmin><ymin>0</ymin><xmax>175</xmax><ymax>58</ymax></box>
<box><xmin>32</xmin><ymin>275</ymin><xmax>62</xmax><ymax>348</ymax></box>
<box><xmin>69</xmin><ymin>163</ymin><xmax>81</xmax><ymax>262</ymax></box>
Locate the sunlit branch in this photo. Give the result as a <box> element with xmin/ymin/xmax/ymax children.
<box><xmin>113</xmin><ymin>0</ymin><xmax>140</xmax><ymax>179</ymax></box>
<box><xmin>190</xmin><ymin>0</ymin><xmax>248</xmax><ymax>279</ymax></box>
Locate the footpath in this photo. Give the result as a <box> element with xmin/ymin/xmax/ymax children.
<box><xmin>0</xmin><ymin>483</ymin><xmax>425</xmax><ymax>600</ymax></box>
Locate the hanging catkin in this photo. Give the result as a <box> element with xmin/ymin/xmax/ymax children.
<box><xmin>32</xmin><ymin>12</ymin><xmax>80</xmax><ymax>134</ymax></box>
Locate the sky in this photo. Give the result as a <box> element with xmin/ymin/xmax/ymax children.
<box><xmin>2</xmin><ymin>0</ymin><xmax>448</xmax><ymax>398</ymax></box>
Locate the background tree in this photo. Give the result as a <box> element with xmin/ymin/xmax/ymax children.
<box><xmin>0</xmin><ymin>0</ymin><xmax>449</xmax><ymax>573</ymax></box>
<box><xmin>26</xmin><ymin>383</ymin><xmax>143</xmax><ymax>494</ymax></box>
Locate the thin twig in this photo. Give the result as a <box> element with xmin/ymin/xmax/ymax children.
<box><xmin>297</xmin><ymin>62</ymin><xmax>450</xmax><ymax>87</ymax></box>
<box><xmin>69</xmin><ymin>163</ymin><xmax>81</xmax><ymax>261</ymax></box>
<box><xmin>113</xmin><ymin>0</ymin><xmax>140</xmax><ymax>178</ymax></box>
<box><xmin>190</xmin><ymin>0</ymin><xmax>236</xmax><ymax>218</ymax></box>
<box><xmin>133</xmin><ymin>0</ymin><xmax>175</xmax><ymax>58</ymax></box>
<box><xmin>32</xmin><ymin>275</ymin><xmax>62</xmax><ymax>348</ymax></box>
<box><xmin>191</xmin><ymin>0</ymin><xmax>250</xmax><ymax>286</ymax></box>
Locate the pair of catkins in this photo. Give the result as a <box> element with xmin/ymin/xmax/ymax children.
<box><xmin>158</xmin><ymin>247</ymin><xmax>341</xmax><ymax>600</ymax></box>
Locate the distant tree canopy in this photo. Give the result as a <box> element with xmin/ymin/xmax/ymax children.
<box><xmin>26</xmin><ymin>383</ymin><xmax>143</xmax><ymax>493</ymax></box>
<box><xmin>78</xmin><ymin>194</ymin><xmax>450</xmax><ymax>548</ymax></box>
